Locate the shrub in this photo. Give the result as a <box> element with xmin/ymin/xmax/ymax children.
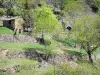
<box><xmin>10</xmin><ymin>7</ymin><xmax>21</xmax><ymax>16</ymax></box>
<box><xmin>45</xmin><ymin>40</ymin><xmax>51</xmax><ymax>45</ymax></box>
<box><xmin>0</xmin><ymin>8</ymin><xmax>6</xmax><ymax>16</ymax></box>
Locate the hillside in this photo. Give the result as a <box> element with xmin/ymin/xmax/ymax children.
<box><xmin>0</xmin><ymin>0</ymin><xmax>100</xmax><ymax>75</ymax></box>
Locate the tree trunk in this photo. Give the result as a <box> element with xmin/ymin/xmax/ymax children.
<box><xmin>87</xmin><ymin>50</ymin><xmax>93</xmax><ymax>63</ymax></box>
<box><xmin>41</xmin><ymin>31</ymin><xmax>47</xmax><ymax>49</ymax></box>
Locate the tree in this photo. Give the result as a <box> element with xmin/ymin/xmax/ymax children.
<box><xmin>1</xmin><ymin>0</ymin><xmax>16</xmax><ymax>17</ymax></box>
<box><xmin>16</xmin><ymin>0</ymin><xmax>35</xmax><ymax>9</ymax></box>
<box><xmin>15</xmin><ymin>0</ymin><xmax>35</xmax><ymax>34</ymax></box>
<box><xmin>34</xmin><ymin>7</ymin><xmax>61</xmax><ymax>47</ymax></box>
<box><xmin>72</xmin><ymin>15</ymin><xmax>100</xmax><ymax>63</ymax></box>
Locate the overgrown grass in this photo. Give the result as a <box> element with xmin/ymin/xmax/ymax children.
<box><xmin>43</xmin><ymin>60</ymin><xmax>100</xmax><ymax>75</ymax></box>
<box><xmin>13</xmin><ymin>60</ymin><xmax>100</xmax><ymax>75</ymax></box>
<box><xmin>0</xmin><ymin>26</ymin><xmax>13</xmax><ymax>34</ymax></box>
<box><xmin>14</xmin><ymin>66</ymin><xmax>54</xmax><ymax>75</ymax></box>
<box><xmin>0</xmin><ymin>58</ymin><xmax>38</xmax><ymax>68</ymax></box>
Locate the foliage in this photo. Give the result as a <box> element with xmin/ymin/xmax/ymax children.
<box><xmin>16</xmin><ymin>0</ymin><xmax>35</xmax><ymax>9</ymax></box>
<box><xmin>16</xmin><ymin>0</ymin><xmax>35</xmax><ymax>33</ymax></box>
<box><xmin>0</xmin><ymin>58</ymin><xmax>38</xmax><ymax>68</ymax></box>
<box><xmin>63</xmin><ymin>0</ymin><xmax>84</xmax><ymax>17</ymax></box>
<box><xmin>73</xmin><ymin>15</ymin><xmax>100</xmax><ymax>45</ymax></box>
<box><xmin>55</xmin><ymin>62</ymin><xmax>100</xmax><ymax>75</ymax></box>
<box><xmin>0</xmin><ymin>58</ymin><xmax>38</xmax><ymax>75</ymax></box>
<box><xmin>34</xmin><ymin>7</ymin><xmax>61</xmax><ymax>33</ymax></box>
<box><xmin>21</xmin><ymin>9</ymin><xmax>34</xmax><ymax>29</ymax></box>
<box><xmin>71</xmin><ymin>15</ymin><xmax>100</xmax><ymax>62</ymax></box>
<box><xmin>0</xmin><ymin>8</ymin><xmax>6</xmax><ymax>16</ymax></box>
<box><xmin>1</xmin><ymin>0</ymin><xmax>15</xmax><ymax>9</ymax></box>
<box><xmin>10</xmin><ymin>7</ymin><xmax>21</xmax><ymax>16</ymax></box>
<box><xmin>14</xmin><ymin>66</ymin><xmax>54</xmax><ymax>75</ymax></box>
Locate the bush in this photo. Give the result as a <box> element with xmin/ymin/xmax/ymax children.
<box><xmin>45</xmin><ymin>40</ymin><xmax>51</xmax><ymax>45</ymax></box>
<box><xmin>10</xmin><ymin>7</ymin><xmax>21</xmax><ymax>16</ymax></box>
<box><xmin>0</xmin><ymin>8</ymin><xmax>6</xmax><ymax>16</ymax></box>
<box><xmin>98</xmin><ymin>8</ymin><xmax>100</xmax><ymax>15</ymax></box>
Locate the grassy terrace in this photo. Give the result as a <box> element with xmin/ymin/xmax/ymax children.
<box><xmin>0</xmin><ymin>26</ymin><xmax>13</xmax><ymax>34</ymax></box>
<box><xmin>66</xmin><ymin>49</ymin><xmax>100</xmax><ymax>55</ymax></box>
<box><xmin>0</xmin><ymin>58</ymin><xmax>38</xmax><ymax>68</ymax></box>
<box><xmin>59</xmin><ymin>40</ymin><xmax>100</xmax><ymax>54</ymax></box>
<box><xmin>0</xmin><ymin>43</ymin><xmax>45</xmax><ymax>50</ymax></box>
<box><xmin>0</xmin><ymin>43</ymin><xmax>58</xmax><ymax>54</ymax></box>
<box><xmin>0</xmin><ymin>43</ymin><xmax>99</xmax><ymax>55</ymax></box>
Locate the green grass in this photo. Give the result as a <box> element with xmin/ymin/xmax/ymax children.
<box><xmin>0</xmin><ymin>58</ymin><xmax>38</xmax><ymax>68</ymax></box>
<box><xmin>14</xmin><ymin>60</ymin><xmax>100</xmax><ymax>75</ymax></box>
<box><xmin>58</xmin><ymin>39</ymin><xmax>76</xmax><ymax>46</ymax></box>
<box><xmin>0</xmin><ymin>43</ymin><xmax>45</xmax><ymax>50</ymax></box>
<box><xmin>0</xmin><ymin>26</ymin><xmax>13</xmax><ymax>34</ymax></box>
<box><xmin>59</xmin><ymin>39</ymin><xmax>100</xmax><ymax>54</ymax></box>
<box><xmin>0</xmin><ymin>43</ymin><xmax>56</xmax><ymax>54</ymax></box>
<box><xmin>0</xmin><ymin>43</ymin><xmax>99</xmax><ymax>54</ymax></box>
<box><xmin>14</xmin><ymin>65</ymin><xmax>54</xmax><ymax>75</ymax></box>
<box><xmin>93</xmin><ymin>49</ymin><xmax>100</xmax><ymax>54</ymax></box>
<box><xmin>66</xmin><ymin>49</ymin><xmax>100</xmax><ymax>55</ymax></box>
<box><xmin>67</xmin><ymin>50</ymin><xmax>87</xmax><ymax>55</ymax></box>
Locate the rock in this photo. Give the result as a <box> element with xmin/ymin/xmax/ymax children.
<box><xmin>0</xmin><ymin>34</ymin><xmax>37</xmax><ymax>43</ymax></box>
<box><xmin>7</xmin><ymin>68</ymin><xmax>16</xmax><ymax>74</ymax></box>
<box><xmin>67</xmin><ymin>61</ymin><xmax>79</xmax><ymax>68</ymax></box>
<box><xmin>38</xmin><ymin>60</ymin><xmax>51</xmax><ymax>68</ymax></box>
<box><xmin>71</xmin><ymin>55</ymin><xmax>78</xmax><ymax>61</ymax></box>
<box><xmin>95</xmin><ymin>54</ymin><xmax>100</xmax><ymax>60</ymax></box>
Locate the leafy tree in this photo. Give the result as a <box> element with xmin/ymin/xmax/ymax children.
<box><xmin>72</xmin><ymin>15</ymin><xmax>100</xmax><ymax>63</ymax></box>
<box><xmin>15</xmin><ymin>0</ymin><xmax>35</xmax><ymax>34</ymax></box>
<box><xmin>34</xmin><ymin>7</ymin><xmax>60</xmax><ymax>33</ymax></box>
<box><xmin>34</xmin><ymin>7</ymin><xmax>61</xmax><ymax>47</ymax></box>
<box><xmin>16</xmin><ymin>0</ymin><xmax>35</xmax><ymax>9</ymax></box>
<box><xmin>1</xmin><ymin>0</ymin><xmax>16</xmax><ymax>17</ymax></box>
<box><xmin>0</xmin><ymin>8</ymin><xmax>6</xmax><ymax>16</ymax></box>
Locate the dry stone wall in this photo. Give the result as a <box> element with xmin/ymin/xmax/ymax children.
<box><xmin>0</xmin><ymin>34</ymin><xmax>37</xmax><ymax>43</ymax></box>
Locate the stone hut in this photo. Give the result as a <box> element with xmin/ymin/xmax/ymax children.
<box><xmin>1</xmin><ymin>17</ymin><xmax>25</xmax><ymax>33</ymax></box>
<box><xmin>3</xmin><ymin>17</ymin><xmax>15</xmax><ymax>30</ymax></box>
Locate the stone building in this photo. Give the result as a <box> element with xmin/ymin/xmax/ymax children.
<box><xmin>2</xmin><ymin>17</ymin><xmax>15</xmax><ymax>30</ymax></box>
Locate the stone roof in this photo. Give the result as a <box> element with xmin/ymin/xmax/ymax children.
<box><xmin>0</xmin><ymin>16</ymin><xmax>18</xmax><ymax>21</ymax></box>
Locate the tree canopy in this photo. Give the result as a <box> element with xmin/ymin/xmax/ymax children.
<box><xmin>34</xmin><ymin>7</ymin><xmax>61</xmax><ymax>33</ymax></box>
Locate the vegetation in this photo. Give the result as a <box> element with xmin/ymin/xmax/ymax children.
<box><xmin>0</xmin><ymin>0</ymin><xmax>100</xmax><ymax>75</ymax></box>
<box><xmin>0</xmin><ymin>43</ymin><xmax>45</xmax><ymax>50</ymax></box>
<box><xmin>0</xmin><ymin>58</ymin><xmax>38</xmax><ymax>68</ymax></box>
<box><xmin>0</xmin><ymin>26</ymin><xmax>13</xmax><ymax>34</ymax></box>
<box><xmin>0</xmin><ymin>8</ymin><xmax>6</xmax><ymax>16</ymax></box>
<box><xmin>71</xmin><ymin>15</ymin><xmax>100</xmax><ymax>63</ymax></box>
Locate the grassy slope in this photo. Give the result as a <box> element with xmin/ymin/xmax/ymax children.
<box><xmin>14</xmin><ymin>66</ymin><xmax>54</xmax><ymax>75</ymax></box>
<box><xmin>0</xmin><ymin>26</ymin><xmax>99</xmax><ymax>75</ymax></box>
<box><xmin>0</xmin><ymin>58</ymin><xmax>38</xmax><ymax>69</ymax></box>
<box><xmin>13</xmin><ymin>60</ymin><xmax>100</xmax><ymax>75</ymax></box>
